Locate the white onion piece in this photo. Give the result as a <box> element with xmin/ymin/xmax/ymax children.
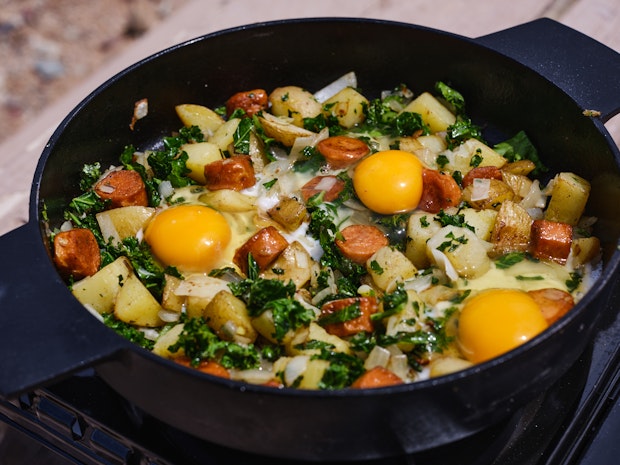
<box><xmin>313</xmin><ymin>71</ymin><xmax>357</xmax><ymax>103</ymax></box>
<box><xmin>470</xmin><ymin>178</ymin><xmax>491</xmax><ymax>201</ymax></box>
<box><xmin>158</xmin><ymin>180</ymin><xmax>174</xmax><ymax>199</ymax></box>
<box><xmin>140</xmin><ymin>328</ymin><xmax>160</xmax><ymax>341</ymax></box>
<box><xmin>364</xmin><ymin>345</ymin><xmax>391</xmax><ymax>370</ymax></box>
<box><xmin>284</xmin><ymin>355</ymin><xmax>309</xmax><ymax>386</ymax></box>
<box><xmin>388</xmin><ymin>353</ymin><xmax>410</xmax><ymax>381</ymax></box>
<box><xmin>158</xmin><ymin>308</ymin><xmax>181</xmax><ymax>323</ymax></box>
<box><xmin>59</xmin><ymin>220</ymin><xmax>74</xmax><ymax>232</ymax></box>
<box><xmin>230</xmin><ymin>368</ymin><xmax>276</xmax><ymax>385</ymax></box>
<box><xmin>520</xmin><ymin>179</ymin><xmax>547</xmax><ymax>209</ymax></box>
<box><xmin>403</xmin><ymin>273</ymin><xmax>434</xmax><ymax>293</ymax></box>
<box><xmin>429</xmin><ymin>248</ymin><xmax>459</xmax><ymax>282</ymax></box>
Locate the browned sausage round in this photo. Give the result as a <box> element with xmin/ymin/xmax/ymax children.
<box><xmin>527</xmin><ymin>288</ymin><xmax>574</xmax><ymax>324</ymax></box>
<box><xmin>461</xmin><ymin>166</ymin><xmax>503</xmax><ymax>188</ymax></box>
<box><xmin>204</xmin><ymin>155</ymin><xmax>256</xmax><ymax>191</ymax></box>
<box><xmin>320</xmin><ymin>296</ymin><xmax>378</xmax><ymax>337</ymax></box>
<box><xmin>53</xmin><ymin>228</ymin><xmax>101</xmax><ymax>279</ymax></box>
<box><xmin>94</xmin><ymin>170</ymin><xmax>148</xmax><ymax>208</ymax></box>
<box><xmin>225</xmin><ymin>89</ymin><xmax>268</xmax><ymax>117</ymax></box>
<box><xmin>418</xmin><ymin>168</ymin><xmax>462</xmax><ymax>213</ymax></box>
<box><xmin>300</xmin><ymin>175</ymin><xmax>345</xmax><ymax>202</ymax></box>
<box><xmin>316</xmin><ymin>135</ymin><xmax>370</xmax><ymax>169</ymax></box>
<box><xmin>335</xmin><ymin>224</ymin><xmax>389</xmax><ymax>265</ymax></box>
<box><xmin>233</xmin><ymin>226</ymin><xmax>289</xmax><ymax>275</ymax></box>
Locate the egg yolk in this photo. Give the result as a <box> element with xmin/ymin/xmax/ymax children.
<box><xmin>144</xmin><ymin>205</ymin><xmax>231</xmax><ymax>273</ymax></box>
<box><xmin>353</xmin><ymin>150</ymin><xmax>423</xmax><ymax>214</ymax></box>
<box><xmin>457</xmin><ymin>289</ymin><xmax>548</xmax><ymax>364</ymax></box>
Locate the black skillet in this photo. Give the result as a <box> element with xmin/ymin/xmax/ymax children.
<box><xmin>0</xmin><ymin>17</ymin><xmax>619</xmax><ymax>461</ymax></box>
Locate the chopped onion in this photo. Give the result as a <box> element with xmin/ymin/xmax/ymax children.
<box><xmin>364</xmin><ymin>345</ymin><xmax>391</xmax><ymax>370</ymax></box>
<box><xmin>388</xmin><ymin>353</ymin><xmax>410</xmax><ymax>382</ymax></box>
<box><xmin>470</xmin><ymin>178</ymin><xmax>491</xmax><ymax>201</ymax></box>
<box><xmin>230</xmin><ymin>368</ymin><xmax>276</xmax><ymax>385</ymax></box>
<box><xmin>158</xmin><ymin>308</ymin><xmax>181</xmax><ymax>323</ymax></box>
<box><xmin>140</xmin><ymin>328</ymin><xmax>160</xmax><ymax>341</ymax></box>
<box><xmin>97</xmin><ymin>184</ymin><xmax>115</xmax><ymax>194</ymax></box>
<box><xmin>158</xmin><ymin>180</ymin><xmax>174</xmax><ymax>200</ymax></box>
<box><xmin>430</xmin><ymin>248</ymin><xmax>459</xmax><ymax>282</ymax></box>
<box><xmin>313</xmin><ymin>72</ymin><xmax>357</xmax><ymax>103</ymax></box>
<box><xmin>284</xmin><ymin>355</ymin><xmax>309</xmax><ymax>386</ymax></box>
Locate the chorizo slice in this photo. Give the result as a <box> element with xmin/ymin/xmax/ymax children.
<box><xmin>351</xmin><ymin>366</ymin><xmax>404</xmax><ymax>389</ymax></box>
<box><xmin>530</xmin><ymin>219</ymin><xmax>573</xmax><ymax>264</ymax></box>
<box><xmin>461</xmin><ymin>166</ymin><xmax>503</xmax><ymax>188</ymax></box>
<box><xmin>233</xmin><ymin>226</ymin><xmax>289</xmax><ymax>275</ymax></box>
<box><xmin>316</xmin><ymin>135</ymin><xmax>370</xmax><ymax>169</ymax></box>
<box><xmin>300</xmin><ymin>175</ymin><xmax>345</xmax><ymax>203</ymax></box>
<box><xmin>225</xmin><ymin>89</ymin><xmax>268</xmax><ymax>117</ymax></box>
<box><xmin>174</xmin><ymin>357</ymin><xmax>231</xmax><ymax>379</ymax></box>
<box><xmin>204</xmin><ymin>155</ymin><xmax>256</xmax><ymax>191</ymax></box>
<box><xmin>335</xmin><ymin>224</ymin><xmax>389</xmax><ymax>265</ymax></box>
<box><xmin>418</xmin><ymin>168</ymin><xmax>462</xmax><ymax>213</ymax></box>
<box><xmin>527</xmin><ymin>288</ymin><xmax>574</xmax><ymax>325</ymax></box>
<box><xmin>320</xmin><ymin>296</ymin><xmax>379</xmax><ymax>337</ymax></box>
<box><xmin>94</xmin><ymin>169</ymin><xmax>148</xmax><ymax>208</ymax></box>
<box><xmin>53</xmin><ymin>228</ymin><xmax>101</xmax><ymax>279</ymax></box>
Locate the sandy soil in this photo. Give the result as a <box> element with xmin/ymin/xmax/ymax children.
<box><xmin>0</xmin><ymin>0</ymin><xmax>186</xmax><ymax>144</ymax></box>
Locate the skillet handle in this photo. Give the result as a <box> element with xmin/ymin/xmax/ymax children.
<box><xmin>475</xmin><ymin>18</ymin><xmax>620</xmax><ymax>122</ymax></box>
<box><xmin>0</xmin><ymin>223</ymin><xmax>126</xmax><ymax>399</ymax></box>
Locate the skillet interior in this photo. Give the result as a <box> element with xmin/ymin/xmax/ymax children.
<box><xmin>34</xmin><ymin>18</ymin><xmax>620</xmax><ymax>460</ymax></box>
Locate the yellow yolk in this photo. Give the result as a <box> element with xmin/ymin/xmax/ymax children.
<box><xmin>457</xmin><ymin>289</ymin><xmax>548</xmax><ymax>364</ymax></box>
<box><xmin>353</xmin><ymin>150</ymin><xmax>424</xmax><ymax>214</ymax></box>
<box><xmin>144</xmin><ymin>205</ymin><xmax>231</xmax><ymax>273</ymax></box>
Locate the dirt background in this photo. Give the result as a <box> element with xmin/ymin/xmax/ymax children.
<box><xmin>0</xmin><ymin>0</ymin><xmax>187</xmax><ymax>144</ymax></box>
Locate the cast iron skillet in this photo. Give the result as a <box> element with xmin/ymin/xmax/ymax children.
<box><xmin>0</xmin><ymin>18</ymin><xmax>619</xmax><ymax>461</ymax></box>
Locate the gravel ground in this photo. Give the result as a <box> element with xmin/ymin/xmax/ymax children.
<box><xmin>0</xmin><ymin>0</ymin><xmax>186</xmax><ymax>144</ymax></box>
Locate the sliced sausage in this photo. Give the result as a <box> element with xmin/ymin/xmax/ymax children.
<box><xmin>204</xmin><ymin>155</ymin><xmax>256</xmax><ymax>191</ymax></box>
<box><xmin>530</xmin><ymin>219</ymin><xmax>573</xmax><ymax>264</ymax></box>
<box><xmin>316</xmin><ymin>135</ymin><xmax>370</xmax><ymax>169</ymax></box>
<box><xmin>418</xmin><ymin>168</ymin><xmax>462</xmax><ymax>213</ymax></box>
<box><xmin>300</xmin><ymin>175</ymin><xmax>345</xmax><ymax>203</ymax></box>
<box><xmin>94</xmin><ymin>169</ymin><xmax>148</xmax><ymax>208</ymax></box>
<box><xmin>53</xmin><ymin>228</ymin><xmax>101</xmax><ymax>279</ymax></box>
<box><xmin>174</xmin><ymin>357</ymin><xmax>231</xmax><ymax>379</ymax></box>
<box><xmin>351</xmin><ymin>366</ymin><xmax>404</xmax><ymax>389</ymax></box>
<box><xmin>320</xmin><ymin>296</ymin><xmax>378</xmax><ymax>337</ymax></box>
<box><xmin>335</xmin><ymin>224</ymin><xmax>389</xmax><ymax>265</ymax></box>
<box><xmin>527</xmin><ymin>288</ymin><xmax>574</xmax><ymax>324</ymax></box>
<box><xmin>233</xmin><ymin>226</ymin><xmax>289</xmax><ymax>275</ymax></box>
<box><xmin>461</xmin><ymin>166</ymin><xmax>503</xmax><ymax>188</ymax></box>
<box><xmin>225</xmin><ymin>89</ymin><xmax>268</xmax><ymax>117</ymax></box>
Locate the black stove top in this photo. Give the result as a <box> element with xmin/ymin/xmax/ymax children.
<box><xmin>1</xmin><ymin>280</ymin><xmax>619</xmax><ymax>465</ymax></box>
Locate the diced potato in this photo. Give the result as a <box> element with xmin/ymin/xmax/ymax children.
<box><xmin>385</xmin><ymin>290</ymin><xmax>423</xmax><ymax>339</ymax></box>
<box><xmin>175</xmin><ymin>104</ymin><xmax>225</xmax><ymax>137</ymax></box>
<box><xmin>448</xmin><ymin>138</ymin><xmax>507</xmax><ymax>175</ymax></box>
<box><xmin>401</xmin><ymin>92</ymin><xmax>455</xmax><ymax>133</ymax></box>
<box><xmin>298</xmin><ymin>358</ymin><xmax>330</xmax><ymax>389</ymax></box>
<box><xmin>405</xmin><ymin>212</ymin><xmax>442</xmax><ymax>269</ymax></box>
<box><xmin>258</xmin><ymin>112</ymin><xmax>316</xmax><ymax>147</ymax></box>
<box><xmin>367</xmin><ymin>246</ymin><xmax>417</xmax><ymax>292</ymax></box>
<box><xmin>545</xmin><ymin>172</ymin><xmax>591</xmax><ymax>225</ymax></box>
<box><xmin>461</xmin><ymin>208</ymin><xmax>498</xmax><ymax>241</ymax></box>
<box><xmin>286</xmin><ymin>322</ymin><xmax>350</xmax><ymax>356</ymax></box>
<box><xmin>72</xmin><ymin>256</ymin><xmax>133</xmax><ymax>314</ymax></box>
<box><xmin>502</xmin><ymin>170</ymin><xmax>533</xmax><ymax>201</ymax></box>
<box><xmin>429</xmin><ymin>356</ymin><xmax>473</xmax><ymax>378</ymax></box>
<box><xmin>570</xmin><ymin>236</ymin><xmax>601</xmax><ymax>267</ymax></box>
<box><xmin>152</xmin><ymin>323</ymin><xmax>185</xmax><ymax>358</ymax></box>
<box><xmin>203</xmin><ymin>290</ymin><xmax>257</xmax><ymax>343</ymax></box>
<box><xmin>269</xmin><ymin>86</ymin><xmax>322</xmax><ymax>127</ymax></box>
<box><xmin>323</xmin><ymin>87</ymin><xmax>369</xmax><ymax>129</ymax></box>
<box><xmin>464</xmin><ymin>139</ymin><xmax>508</xmax><ymax>169</ymax></box>
<box><xmin>161</xmin><ymin>274</ymin><xmax>185</xmax><ymax>312</ymax></box>
<box><xmin>502</xmin><ymin>160</ymin><xmax>536</xmax><ymax>176</ymax></box>
<box><xmin>426</xmin><ymin>225</ymin><xmax>492</xmax><ymax>279</ymax></box>
<box><xmin>261</xmin><ymin>241</ymin><xmax>314</xmax><ymax>289</ymax></box>
<box><xmin>181</xmin><ymin>142</ymin><xmax>223</xmax><ymax>184</ymax></box>
<box><xmin>96</xmin><ymin>206</ymin><xmax>155</xmax><ymax>244</ymax></box>
<box><xmin>114</xmin><ymin>272</ymin><xmax>164</xmax><ymax>327</ymax></box>
<box><xmin>490</xmin><ymin>200</ymin><xmax>533</xmax><ymax>256</ymax></box>
<box><xmin>267</xmin><ymin>197</ymin><xmax>308</xmax><ymax>232</ymax></box>
<box><xmin>199</xmin><ymin>189</ymin><xmax>255</xmax><ymax>212</ymax></box>
<box><xmin>251</xmin><ymin>309</ymin><xmax>298</xmax><ymax>345</ymax></box>
<box><xmin>209</xmin><ymin>118</ymin><xmax>241</xmax><ymax>152</ymax></box>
